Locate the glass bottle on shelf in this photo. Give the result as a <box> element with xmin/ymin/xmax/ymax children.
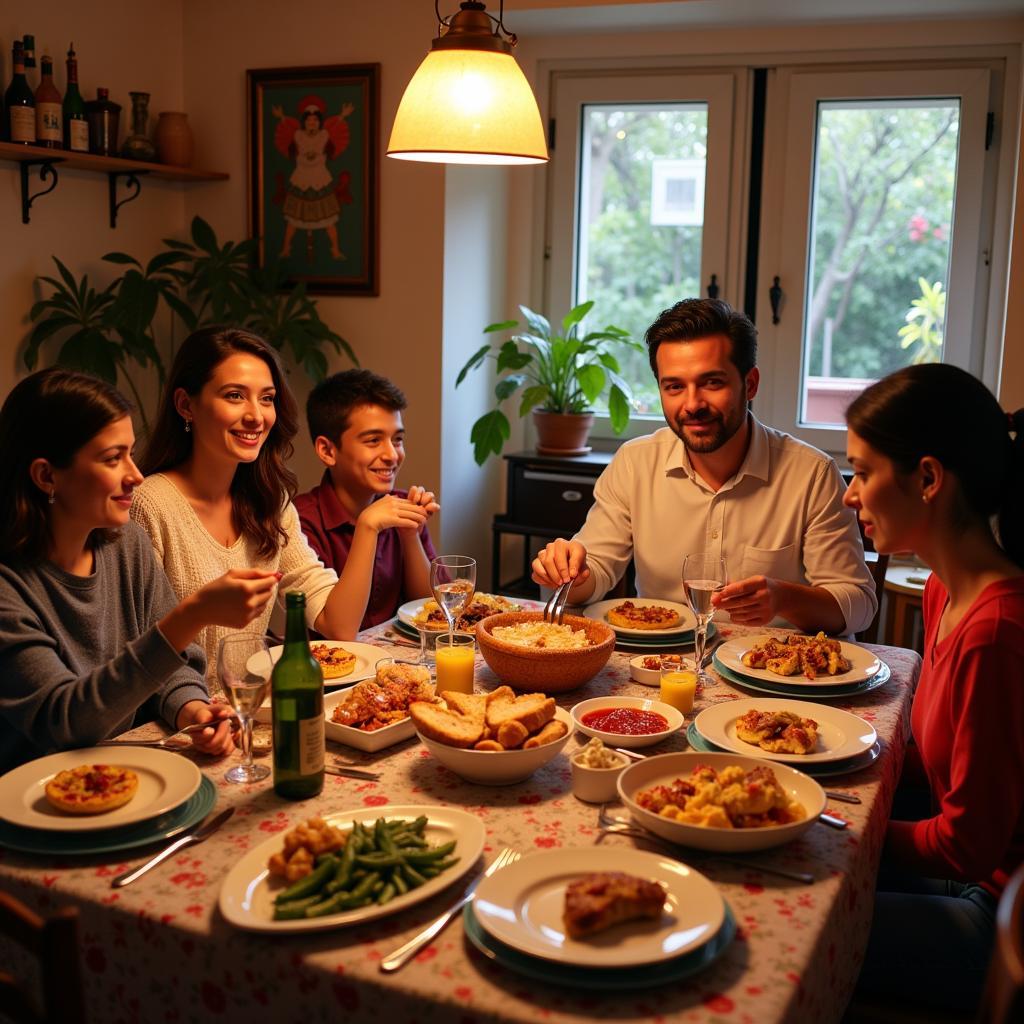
<box><xmin>63</xmin><ymin>44</ymin><xmax>88</xmax><ymax>152</ymax></box>
<box><xmin>84</xmin><ymin>88</ymin><xmax>120</xmax><ymax>156</ymax></box>
<box><xmin>34</xmin><ymin>55</ymin><xmax>62</xmax><ymax>149</ymax></box>
<box><xmin>271</xmin><ymin>592</ymin><xmax>325</xmax><ymax>800</ymax></box>
<box><xmin>21</xmin><ymin>35</ymin><xmax>36</xmax><ymax>86</ymax></box>
<box><xmin>5</xmin><ymin>41</ymin><xmax>35</xmax><ymax>145</ymax></box>
<box><xmin>120</xmin><ymin>90</ymin><xmax>156</xmax><ymax>161</ymax></box>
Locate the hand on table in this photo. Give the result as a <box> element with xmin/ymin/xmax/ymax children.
<box><xmin>177</xmin><ymin>700</ymin><xmax>237</xmax><ymax>757</ymax></box>
<box><xmin>711</xmin><ymin>574</ymin><xmax>781</xmax><ymax>626</ymax></box>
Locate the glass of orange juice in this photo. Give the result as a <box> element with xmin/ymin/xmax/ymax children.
<box><xmin>434</xmin><ymin>631</ymin><xmax>476</xmax><ymax>695</ymax></box>
<box><xmin>660</xmin><ymin>655</ymin><xmax>698</xmax><ymax>714</ymax></box>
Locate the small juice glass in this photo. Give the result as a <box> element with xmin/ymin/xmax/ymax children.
<box><xmin>660</xmin><ymin>655</ymin><xmax>698</xmax><ymax>714</ymax></box>
<box><xmin>434</xmin><ymin>631</ymin><xmax>476</xmax><ymax>695</ymax></box>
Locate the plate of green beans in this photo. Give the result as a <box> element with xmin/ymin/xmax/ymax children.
<box><xmin>218</xmin><ymin>805</ymin><xmax>487</xmax><ymax>932</ymax></box>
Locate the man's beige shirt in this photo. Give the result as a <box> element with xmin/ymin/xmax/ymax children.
<box><xmin>574</xmin><ymin>416</ymin><xmax>877</xmax><ymax>633</ymax></box>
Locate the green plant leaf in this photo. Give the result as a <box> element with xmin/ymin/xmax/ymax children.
<box><xmin>561</xmin><ymin>300</ymin><xmax>594</xmax><ymax>335</ymax></box>
<box><xmin>608</xmin><ymin>384</ymin><xmax>631</xmax><ymax>434</ymax></box>
<box><xmin>470</xmin><ymin>410</ymin><xmax>511</xmax><ymax>465</ymax></box>
<box><xmin>191</xmin><ymin>216</ymin><xmax>218</xmax><ymax>253</ymax></box>
<box><xmin>57</xmin><ymin>329</ymin><xmax>121</xmax><ymax>383</ymax></box>
<box><xmin>576</xmin><ymin>363</ymin><xmax>606</xmax><ymax>404</ymax></box>
<box><xmin>494</xmin><ymin>373</ymin><xmax>528</xmax><ymax>401</ymax></box>
<box><xmin>53</xmin><ymin>257</ymin><xmax>81</xmax><ymax>298</ymax></box>
<box><xmin>455</xmin><ymin>343</ymin><xmax>492</xmax><ymax>386</ymax></box>
<box><xmin>597</xmin><ymin>352</ymin><xmax>621</xmax><ymax>373</ymax></box>
<box><xmin>496</xmin><ymin>341</ymin><xmax>532</xmax><ymax>373</ymax></box>
<box><xmin>162</xmin><ymin>238</ymin><xmax>195</xmax><ymax>251</ymax></box>
<box><xmin>518</xmin><ymin>384</ymin><xmax>550</xmax><ymax>416</ymax></box>
<box><xmin>102</xmin><ymin>252</ymin><xmax>141</xmax><ymax>267</ymax></box>
<box><xmin>484</xmin><ymin>319</ymin><xmax>518</xmax><ymax>334</ymax></box>
<box><xmin>303</xmin><ymin>348</ymin><xmax>329</xmax><ymax>381</ymax></box>
<box><xmin>519</xmin><ymin>306</ymin><xmax>551</xmax><ymax>340</ymax></box>
<box><xmin>145</xmin><ymin>250</ymin><xmax>190</xmax><ymax>276</ymax></box>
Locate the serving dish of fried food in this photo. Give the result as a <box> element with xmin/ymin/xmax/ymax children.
<box><xmin>400</xmin><ymin>593</ymin><xmax>525</xmax><ymax>632</ymax></box>
<box><xmin>715</xmin><ymin>633</ymin><xmax>882</xmax><ymax>687</ymax></box>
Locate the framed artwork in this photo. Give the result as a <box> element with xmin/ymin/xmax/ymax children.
<box><xmin>248</xmin><ymin>63</ymin><xmax>379</xmax><ymax>295</ymax></box>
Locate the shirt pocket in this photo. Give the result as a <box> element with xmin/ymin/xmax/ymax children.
<box><xmin>740</xmin><ymin>542</ymin><xmax>800</xmax><ymax>582</ymax></box>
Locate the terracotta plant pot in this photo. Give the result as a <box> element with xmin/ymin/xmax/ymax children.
<box><xmin>155</xmin><ymin>111</ymin><xmax>193</xmax><ymax>167</ymax></box>
<box><xmin>532</xmin><ymin>409</ymin><xmax>594</xmax><ymax>455</ymax></box>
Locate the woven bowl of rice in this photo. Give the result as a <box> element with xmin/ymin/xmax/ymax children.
<box><xmin>475</xmin><ymin>611</ymin><xmax>615</xmax><ymax>693</ymax></box>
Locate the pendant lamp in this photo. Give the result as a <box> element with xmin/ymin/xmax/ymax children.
<box><xmin>387</xmin><ymin>0</ymin><xmax>548</xmax><ymax>165</ymax></box>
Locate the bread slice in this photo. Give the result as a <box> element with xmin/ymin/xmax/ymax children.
<box><xmin>485</xmin><ymin>688</ymin><xmax>555</xmax><ymax>735</ymax></box>
<box><xmin>409</xmin><ymin>698</ymin><xmax>484</xmax><ymax>748</ymax></box>
<box><xmin>523</xmin><ymin>718</ymin><xmax>568</xmax><ymax>749</ymax></box>
<box><xmin>496</xmin><ymin>720</ymin><xmax>530</xmax><ymax>749</ymax></box>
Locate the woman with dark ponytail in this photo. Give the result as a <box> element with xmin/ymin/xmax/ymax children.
<box><xmin>844</xmin><ymin>363</ymin><xmax>1024</xmax><ymax>1011</ymax></box>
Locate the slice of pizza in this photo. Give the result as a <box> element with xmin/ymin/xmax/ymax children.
<box><xmin>310</xmin><ymin>643</ymin><xmax>357</xmax><ymax>680</ymax></box>
<box><xmin>606</xmin><ymin>600</ymin><xmax>681</xmax><ymax>631</ymax></box>
<box><xmin>44</xmin><ymin>764</ymin><xmax>139</xmax><ymax>815</ymax></box>
<box><xmin>563</xmin><ymin>871</ymin><xmax>667</xmax><ymax>939</ymax></box>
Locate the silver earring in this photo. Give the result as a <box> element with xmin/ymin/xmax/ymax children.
<box><xmin>48</xmin><ymin>488</ymin><xmax>55</xmax><ymax>505</ymax></box>
<box><xmin>184</xmin><ymin>418</ymin><xmax>191</xmax><ymax>433</ymax></box>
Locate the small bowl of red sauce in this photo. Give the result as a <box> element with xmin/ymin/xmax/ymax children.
<box><xmin>569</xmin><ymin>695</ymin><xmax>684</xmax><ymax>749</ymax></box>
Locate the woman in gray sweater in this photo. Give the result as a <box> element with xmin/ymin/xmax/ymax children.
<box><xmin>0</xmin><ymin>369</ymin><xmax>281</xmax><ymax>772</ymax></box>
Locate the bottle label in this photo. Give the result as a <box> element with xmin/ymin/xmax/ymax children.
<box><xmin>68</xmin><ymin>120</ymin><xmax>89</xmax><ymax>151</ymax></box>
<box><xmin>10</xmin><ymin>107</ymin><xmax>35</xmax><ymax>143</ymax></box>
<box><xmin>37</xmin><ymin>102</ymin><xmax>61</xmax><ymax>142</ymax></box>
<box><xmin>298</xmin><ymin>716</ymin><xmax>325</xmax><ymax>775</ymax></box>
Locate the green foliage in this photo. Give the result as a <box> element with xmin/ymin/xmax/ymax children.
<box><xmin>898</xmin><ymin>278</ymin><xmax>945</xmax><ymax>365</ymax></box>
<box><xmin>456</xmin><ymin>300</ymin><xmax>642</xmax><ymax>465</ymax></box>
<box><xmin>25</xmin><ymin>217</ymin><xmax>356</xmax><ymax>435</ymax></box>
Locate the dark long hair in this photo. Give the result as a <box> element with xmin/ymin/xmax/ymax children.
<box><xmin>139</xmin><ymin>326</ymin><xmax>299</xmax><ymax>559</ymax></box>
<box><xmin>846</xmin><ymin>364</ymin><xmax>1024</xmax><ymax>568</ymax></box>
<box><xmin>0</xmin><ymin>369</ymin><xmax>133</xmax><ymax>563</ymax></box>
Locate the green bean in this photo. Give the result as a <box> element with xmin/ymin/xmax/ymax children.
<box><xmin>356</xmin><ymin>852</ymin><xmax>404</xmax><ymax>869</ymax></box>
<box><xmin>405</xmin><ymin>841</ymin><xmax>456</xmax><ymax>864</ymax></box>
<box><xmin>274</xmin><ymin>855</ymin><xmax>338</xmax><ymax>904</ymax></box>
<box><xmin>431</xmin><ymin>857</ymin><xmax>460</xmax><ymax>872</ymax></box>
<box><xmin>392</xmin><ymin>871</ymin><xmax>409</xmax><ymax>896</ymax></box>
<box><xmin>376</xmin><ymin>881</ymin><xmax>396</xmax><ymax>905</ymax></box>
<box><xmin>348</xmin><ymin>871</ymin><xmax>381</xmax><ymax>902</ymax></box>
<box><xmin>272</xmin><ymin>894</ymin><xmax>323</xmax><ymax>920</ymax></box>
<box><xmin>401</xmin><ymin>862</ymin><xmax>428</xmax><ymax>888</ymax></box>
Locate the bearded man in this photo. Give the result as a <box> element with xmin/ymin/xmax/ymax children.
<box><xmin>531</xmin><ymin>298</ymin><xmax>876</xmax><ymax>634</ymax></box>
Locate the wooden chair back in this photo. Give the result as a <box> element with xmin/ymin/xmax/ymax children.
<box><xmin>978</xmin><ymin>863</ymin><xmax>1024</xmax><ymax>1024</ymax></box>
<box><xmin>855</xmin><ymin>516</ymin><xmax>889</xmax><ymax>644</ymax></box>
<box><xmin>0</xmin><ymin>890</ymin><xmax>86</xmax><ymax>1024</ymax></box>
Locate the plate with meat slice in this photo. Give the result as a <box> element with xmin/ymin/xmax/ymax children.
<box><xmin>715</xmin><ymin>633</ymin><xmax>881</xmax><ymax>687</ymax></box>
<box><xmin>694</xmin><ymin>697</ymin><xmax>877</xmax><ymax>764</ymax></box>
<box><xmin>471</xmin><ymin>846</ymin><xmax>725</xmax><ymax>967</ymax></box>
<box><xmin>583</xmin><ymin>599</ymin><xmax>697</xmax><ymax>638</ymax></box>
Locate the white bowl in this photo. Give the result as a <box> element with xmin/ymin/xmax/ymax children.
<box><xmin>617</xmin><ymin>751</ymin><xmax>826</xmax><ymax>852</ymax></box>
<box><xmin>323</xmin><ymin>688</ymin><xmax>420</xmax><ymax>753</ymax></box>
<box><xmin>416</xmin><ymin>707</ymin><xmax>572</xmax><ymax>786</ymax></box>
<box><xmin>629</xmin><ymin>654</ymin><xmax>664</xmax><ymax>686</ymax></box>
<box><xmin>569</xmin><ymin>695</ymin><xmax>684</xmax><ymax>749</ymax></box>
<box><xmin>570</xmin><ymin>749</ymin><xmax>629</xmax><ymax>803</ymax></box>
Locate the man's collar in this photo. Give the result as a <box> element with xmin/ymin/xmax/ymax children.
<box><xmin>315</xmin><ymin>470</ymin><xmax>357</xmax><ymax>532</ymax></box>
<box><xmin>663</xmin><ymin>413</ymin><xmax>770</xmax><ymax>485</ymax></box>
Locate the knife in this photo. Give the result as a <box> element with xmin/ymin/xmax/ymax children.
<box><xmin>110</xmin><ymin>807</ymin><xmax>234</xmax><ymax>888</ymax></box>
<box><xmin>324</xmin><ymin>764</ymin><xmax>380</xmax><ymax>781</ymax></box>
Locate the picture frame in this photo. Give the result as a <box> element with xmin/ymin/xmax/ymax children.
<box><xmin>248</xmin><ymin>63</ymin><xmax>380</xmax><ymax>296</ymax></box>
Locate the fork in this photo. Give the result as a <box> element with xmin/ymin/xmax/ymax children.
<box><xmin>379</xmin><ymin>846</ymin><xmax>520</xmax><ymax>973</ymax></box>
<box><xmin>93</xmin><ymin>718</ymin><xmax>241</xmax><ymax>751</ymax></box>
<box><xmin>544</xmin><ymin>579</ymin><xmax>574</xmax><ymax>625</ymax></box>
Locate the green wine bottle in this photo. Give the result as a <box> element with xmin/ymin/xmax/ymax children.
<box><xmin>63</xmin><ymin>44</ymin><xmax>88</xmax><ymax>152</ymax></box>
<box><xmin>272</xmin><ymin>592</ymin><xmax>324</xmax><ymax>799</ymax></box>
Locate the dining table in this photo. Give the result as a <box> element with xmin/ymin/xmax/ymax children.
<box><xmin>0</xmin><ymin>619</ymin><xmax>921</xmax><ymax>1024</ymax></box>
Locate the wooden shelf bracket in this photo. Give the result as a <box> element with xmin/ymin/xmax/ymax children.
<box><xmin>107</xmin><ymin>170</ymin><xmax>149</xmax><ymax>228</ymax></box>
<box><xmin>20</xmin><ymin>159</ymin><xmax>63</xmax><ymax>224</ymax></box>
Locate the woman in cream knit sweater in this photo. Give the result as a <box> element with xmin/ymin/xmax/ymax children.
<box><xmin>132</xmin><ymin>327</ymin><xmax>349</xmax><ymax>687</ymax></box>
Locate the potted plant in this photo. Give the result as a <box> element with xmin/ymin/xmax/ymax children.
<box><xmin>457</xmin><ymin>300</ymin><xmax>643</xmax><ymax>465</ymax></box>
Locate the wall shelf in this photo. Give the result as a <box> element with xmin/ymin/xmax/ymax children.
<box><xmin>0</xmin><ymin>141</ymin><xmax>229</xmax><ymax>227</ymax></box>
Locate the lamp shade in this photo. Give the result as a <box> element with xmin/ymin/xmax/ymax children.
<box><xmin>387</xmin><ymin>48</ymin><xmax>548</xmax><ymax>165</ymax></box>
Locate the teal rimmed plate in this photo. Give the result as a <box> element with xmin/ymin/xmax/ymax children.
<box><xmin>686</xmin><ymin>722</ymin><xmax>881</xmax><ymax>777</ymax></box>
<box><xmin>614</xmin><ymin>622</ymin><xmax>716</xmax><ymax>650</ymax></box>
<box><xmin>463</xmin><ymin>900</ymin><xmax>735</xmax><ymax>990</ymax></box>
<box><xmin>0</xmin><ymin>775</ymin><xmax>217</xmax><ymax>856</ymax></box>
<box><xmin>712</xmin><ymin>653</ymin><xmax>891</xmax><ymax>699</ymax></box>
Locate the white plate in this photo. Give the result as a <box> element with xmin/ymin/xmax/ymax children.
<box><xmin>263</xmin><ymin>641</ymin><xmax>385</xmax><ymax>687</ymax></box>
<box><xmin>322</xmin><ymin>687</ymin><xmax>419</xmax><ymax>752</ymax></box>
<box><xmin>693</xmin><ymin>697</ymin><xmax>878</xmax><ymax>764</ymax></box>
<box><xmin>570</xmin><ymin>696</ymin><xmax>684</xmax><ymax>749</ymax></box>
<box><xmin>219</xmin><ymin>804</ymin><xmax>485</xmax><ymax>933</ymax></box>
<box><xmin>397</xmin><ymin>594</ymin><xmax>542</xmax><ymax>628</ymax></box>
<box><xmin>0</xmin><ymin>747</ymin><xmax>202</xmax><ymax>832</ymax></box>
<box><xmin>715</xmin><ymin>635</ymin><xmax>881</xmax><ymax>687</ymax></box>
<box><xmin>472</xmin><ymin>846</ymin><xmax>725</xmax><ymax>968</ymax></box>
<box><xmin>583</xmin><ymin>599</ymin><xmax>697</xmax><ymax>637</ymax></box>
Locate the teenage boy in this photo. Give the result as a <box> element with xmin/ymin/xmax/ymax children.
<box><xmin>295</xmin><ymin>370</ymin><xmax>439</xmax><ymax>633</ymax></box>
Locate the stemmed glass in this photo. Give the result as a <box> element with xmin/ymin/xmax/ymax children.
<box><xmin>217</xmin><ymin>634</ymin><xmax>273</xmax><ymax>784</ymax></box>
<box><xmin>429</xmin><ymin>555</ymin><xmax>477</xmax><ymax>645</ymax></box>
<box><xmin>682</xmin><ymin>552</ymin><xmax>727</xmax><ymax>686</ymax></box>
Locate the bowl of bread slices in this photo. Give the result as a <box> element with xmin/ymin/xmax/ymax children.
<box><xmin>409</xmin><ymin>686</ymin><xmax>572</xmax><ymax>785</ymax></box>
<box><xmin>474</xmin><ymin>612</ymin><xmax>615</xmax><ymax>693</ymax></box>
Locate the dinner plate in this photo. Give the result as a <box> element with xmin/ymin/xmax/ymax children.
<box><xmin>219</xmin><ymin>804</ymin><xmax>485</xmax><ymax>933</ymax></box>
<box><xmin>715</xmin><ymin>635</ymin><xmax>881</xmax><ymax>687</ymax></box>
<box><xmin>0</xmin><ymin>747</ymin><xmax>202</xmax><ymax>832</ymax></box>
<box><xmin>0</xmin><ymin>776</ymin><xmax>217</xmax><ymax>855</ymax></box>
<box><xmin>264</xmin><ymin>640</ymin><xmax>383</xmax><ymax>687</ymax></box>
<box><xmin>583</xmin><ymin>599</ymin><xmax>697</xmax><ymax>638</ymax></box>
<box><xmin>693</xmin><ymin>697</ymin><xmax>877</xmax><ymax>764</ymax></box>
<box><xmin>472</xmin><ymin>846</ymin><xmax>725</xmax><ymax>968</ymax></box>
<box><xmin>463</xmin><ymin>901</ymin><xmax>736</xmax><ymax>990</ymax></box>
<box><xmin>397</xmin><ymin>594</ymin><xmax>543</xmax><ymax>629</ymax></box>
<box><xmin>713</xmin><ymin>654</ymin><xmax>892</xmax><ymax>700</ymax></box>
<box><xmin>611</xmin><ymin>622</ymin><xmax>715</xmax><ymax>650</ymax></box>
<box><xmin>323</xmin><ymin>687</ymin><xmax>418</xmax><ymax>752</ymax></box>
<box><xmin>686</xmin><ymin>723</ymin><xmax>882</xmax><ymax>778</ymax></box>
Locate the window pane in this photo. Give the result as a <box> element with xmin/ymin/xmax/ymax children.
<box><xmin>801</xmin><ymin>99</ymin><xmax>960</xmax><ymax>427</ymax></box>
<box><xmin>576</xmin><ymin>104</ymin><xmax>708</xmax><ymax>416</ymax></box>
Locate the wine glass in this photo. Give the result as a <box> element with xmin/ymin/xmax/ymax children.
<box><xmin>429</xmin><ymin>555</ymin><xmax>477</xmax><ymax>645</ymax></box>
<box><xmin>217</xmin><ymin>634</ymin><xmax>273</xmax><ymax>784</ymax></box>
<box><xmin>682</xmin><ymin>552</ymin><xmax>727</xmax><ymax>686</ymax></box>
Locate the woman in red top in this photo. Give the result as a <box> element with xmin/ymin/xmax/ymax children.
<box><xmin>844</xmin><ymin>363</ymin><xmax>1024</xmax><ymax>1012</ymax></box>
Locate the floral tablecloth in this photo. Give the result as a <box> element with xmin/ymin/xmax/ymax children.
<box><xmin>0</xmin><ymin>623</ymin><xmax>921</xmax><ymax>1024</ymax></box>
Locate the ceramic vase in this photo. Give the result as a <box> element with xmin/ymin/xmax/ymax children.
<box><xmin>121</xmin><ymin>91</ymin><xmax>156</xmax><ymax>161</ymax></box>
<box><xmin>155</xmin><ymin>111</ymin><xmax>193</xmax><ymax>167</ymax></box>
